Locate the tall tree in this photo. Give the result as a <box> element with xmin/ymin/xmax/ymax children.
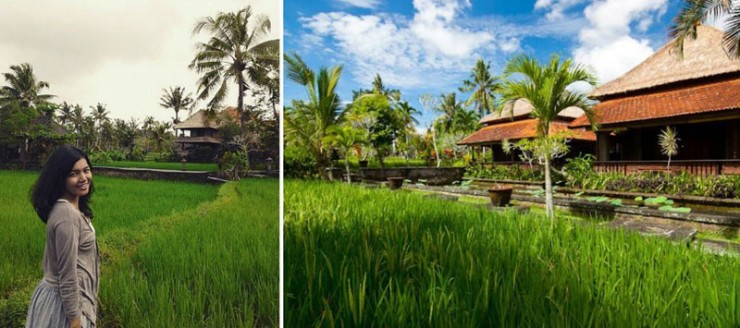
<box><xmin>0</xmin><ymin>63</ymin><xmax>54</xmax><ymax>107</ymax></box>
<box><xmin>670</xmin><ymin>0</ymin><xmax>740</xmax><ymax>58</ymax></box>
<box><xmin>90</xmin><ymin>103</ymin><xmax>109</xmax><ymax>151</ymax></box>
<box><xmin>460</xmin><ymin>58</ymin><xmax>499</xmax><ymax>116</ymax></box>
<box><xmin>190</xmin><ymin>6</ymin><xmax>279</xmax><ymax>125</ymax></box>
<box><xmin>284</xmin><ymin>52</ymin><xmax>344</xmax><ymax>179</ymax></box>
<box><xmin>159</xmin><ymin>86</ymin><xmax>194</xmax><ymax>126</ymax></box>
<box><xmin>434</xmin><ymin>92</ymin><xmax>465</xmax><ymax>133</ymax></box>
<box><xmin>499</xmin><ymin>54</ymin><xmax>597</xmax><ymax>219</ymax></box>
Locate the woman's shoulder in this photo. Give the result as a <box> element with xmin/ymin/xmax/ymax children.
<box><xmin>47</xmin><ymin>200</ymin><xmax>83</xmax><ymax>227</ymax></box>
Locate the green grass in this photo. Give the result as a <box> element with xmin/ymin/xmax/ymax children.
<box><xmin>0</xmin><ymin>171</ymin><xmax>278</xmax><ymax>327</ymax></box>
<box><xmin>99</xmin><ymin>161</ymin><xmax>218</xmax><ymax>172</ymax></box>
<box><xmin>285</xmin><ymin>180</ymin><xmax>740</xmax><ymax>327</ymax></box>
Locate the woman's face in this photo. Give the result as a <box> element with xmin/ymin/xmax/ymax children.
<box><xmin>63</xmin><ymin>158</ymin><xmax>92</xmax><ymax>200</ymax></box>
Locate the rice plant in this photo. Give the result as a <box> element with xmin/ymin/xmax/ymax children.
<box><xmin>0</xmin><ymin>171</ymin><xmax>277</xmax><ymax>327</ymax></box>
<box><xmin>285</xmin><ymin>180</ymin><xmax>740</xmax><ymax>327</ymax></box>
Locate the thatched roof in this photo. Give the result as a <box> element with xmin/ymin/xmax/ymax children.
<box><xmin>174</xmin><ymin>107</ymin><xmax>238</xmax><ymax>130</ymax></box>
<box><xmin>458</xmin><ymin>118</ymin><xmax>596</xmax><ymax>145</ymax></box>
<box><xmin>591</xmin><ymin>25</ymin><xmax>740</xmax><ymax>98</ymax></box>
<box><xmin>479</xmin><ymin>99</ymin><xmax>585</xmax><ymax>124</ymax></box>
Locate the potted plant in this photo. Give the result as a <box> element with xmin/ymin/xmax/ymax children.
<box><xmin>387</xmin><ymin>176</ymin><xmax>405</xmax><ymax>190</ymax></box>
<box><xmin>488</xmin><ymin>184</ymin><xmax>514</xmax><ymax>206</ymax></box>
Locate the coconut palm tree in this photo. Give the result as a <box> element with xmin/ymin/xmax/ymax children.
<box><xmin>189</xmin><ymin>6</ymin><xmax>279</xmax><ymax>125</ymax></box>
<box><xmin>394</xmin><ymin>100</ymin><xmax>420</xmax><ymax>165</ymax></box>
<box><xmin>324</xmin><ymin>125</ymin><xmax>368</xmax><ymax>184</ymax></box>
<box><xmin>460</xmin><ymin>58</ymin><xmax>500</xmax><ymax>116</ymax></box>
<box><xmin>434</xmin><ymin>93</ymin><xmax>465</xmax><ymax>133</ymax></box>
<box><xmin>0</xmin><ymin>63</ymin><xmax>54</xmax><ymax>107</ymax></box>
<box><xmin>670</xmin><ymin>0</ymin><xmax>740</xmax><ymax>58</ymax></box>
<box><xmin>159</xmin><ymin>86</ymin><xmax>194</xmax><ymax>126</ymax></box>
<box><xmin>452</xmin><ymin>108</ymin><xmax>481</xmax><ymax>133</ymax></box>
<box><xmin>284</xmin><ymin>52</ymin><xmax>344</xmax><ymax>179</ymax></box>
<box><xmin>499</xmin><ymin>54</ymin><xmax>597</xmax><ymax>219</ymax></box>
<box><xmin>90</xmin><ymin>103</ymin><xmax>109</xmax><ymax>151</ymax></box>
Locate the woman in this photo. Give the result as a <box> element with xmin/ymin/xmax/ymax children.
<box><xmin>27</xmin><ymin>145</ymin><xmax>99</xmax><ymax>328</ymax></box>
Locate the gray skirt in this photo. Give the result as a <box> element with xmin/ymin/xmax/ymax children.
<box><xmin>26</xmin><ymin>280</ymin><xmax>94</xmax><ymax>328</ymax></box>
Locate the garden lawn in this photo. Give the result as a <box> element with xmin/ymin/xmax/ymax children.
<box><xmin>0</xmin><ymin>171</ymin><xmax>278</xmax><ymax>327</ymax></box>
<box><xmin>285</xmin><ymin>180</ymin><xmax>740</xmax><ymax>327</ymax></box>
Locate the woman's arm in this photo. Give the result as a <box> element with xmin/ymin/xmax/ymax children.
<box><xmin>51</xmin><ymin>208</ymin><xmax>82</xmax><ymax>322</ymax></box>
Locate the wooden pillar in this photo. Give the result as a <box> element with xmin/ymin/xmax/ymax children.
<box><xmin>635</xmin><ymin>128</ymin><xmax>643</xmax><ymax>160</ymax></box>
<box><xmin>730</xmin><ymin>120</ymin><xmax>740</xmax><ymax>159</ymax></box>
<box><xmin>597</xmin><ymin>131</ymin><xmax>609</xmax><ymax>161</ymax></box>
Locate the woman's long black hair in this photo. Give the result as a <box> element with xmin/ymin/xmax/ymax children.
<box><xmin>30</xmin><ymin>145</ymin><xmax>95</xmax><ymax>223</ymax></box>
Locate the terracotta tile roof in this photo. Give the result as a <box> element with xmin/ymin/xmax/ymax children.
<box><xmin>458</xmin><ymin>118</ymin><xmax>596</xmax><ymax>145</ymax></box>
<box><xmin>571</xmin><ymin>78</ymin><xmax>740</xmax><ymax>128</ymax></box>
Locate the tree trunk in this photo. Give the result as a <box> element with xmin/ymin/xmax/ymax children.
<box><xmin>432</xmin><ymin>128</ymin><xmax>440</xmax><ymax>167</ymax></box>
<box><xmin>345</xmin><ymin>157</ymin><xmax>351</xmax><ymax>184</ymax></box>
<box><xmin>238</xmin><ymin>75</ymin><xmax>246</xmax><ymax>126</ymax></box>
<box><xmin>544</xmin><ymin>155</ymin><xmax>555</xmax><ymax>220</ymax></box>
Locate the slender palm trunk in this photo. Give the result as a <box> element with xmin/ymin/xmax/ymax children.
<box><xmin>544</xmin><ymin>155</ymin><xmax>555</xmax><ymax>220</ymax></box>
<box><xmin>237</xmin><ymin>74</ymin><xmax>246</xmax><ymax>126</ymax></box>
<box><xmin>345</xmin><ymin>157</ymin><xmax>351</xmax><ymax>184</ymax></box>
<box><xmin>431</xmin><ymin>128</ymin><xmax>440</xmax><ymax>167</ymax></box>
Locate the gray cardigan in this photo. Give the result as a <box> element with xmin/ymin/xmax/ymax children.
<box><xmin>42</xmin><ymin>199</ymin><xmax>100</xmax><ymax>323</ymax></box>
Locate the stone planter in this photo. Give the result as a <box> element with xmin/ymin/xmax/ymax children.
<box><xmin>488</xmin><ymin>185</ymin><xmax>513</xmax><ymax>206</ymax></box>
<box><xmin>387</xmin><ymin>177</ymin><xmax>405</xmax><ymax>190</ymax></box>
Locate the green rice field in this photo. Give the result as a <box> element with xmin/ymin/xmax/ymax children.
<box><xmin>285</xmin><ymin>180</ymin><xmax>740</xmax><ymax>327</ymax></box>
<box><xmin>0</xmin><ymin>170</ymin><xmax>278</xmax><ymax>327</ymax></box>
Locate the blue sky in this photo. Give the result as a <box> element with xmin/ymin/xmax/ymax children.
<box><xmin>284</xmin><ymin>0</ymin><xmax>684</xmax><ymax>128</ymax></box>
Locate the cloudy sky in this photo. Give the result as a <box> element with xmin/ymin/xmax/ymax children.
<box><xmin>0</xmin><ymin>0</ymin><xmax>280</xmax><ymax>124</ymax></box>
<box><xmin>284</xmin><ymin>0</ymin><xmax>689</xmax><ymax>127</ymax></box>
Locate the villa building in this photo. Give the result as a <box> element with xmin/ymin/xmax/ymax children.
<box><xmin>173</xmin><ymin>107</ymin><xmax>239</xmax><ymax>161</ymax></box>
<box><xmin>570</xmin><ymin>25</ymin><xmax>740</xmax><ymax>175</ymax></box>
<box><xmin>458</xmin><ymin>98</ymin><xmax>596</xmax><ymax>163</ymax></box>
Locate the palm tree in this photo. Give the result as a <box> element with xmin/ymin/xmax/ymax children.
<box><xmin>189</xmin><ymin>6</ymin><xmax>279</xmax><ymax>125</ymax></box>
<box><xmin>57</xmin><ymin>102</ymin><xmax>73</xmax><ymax>129</ymax></box>
<box><xmin>452</xmin><ymin>108</ymin><xmax>481</xmax><ymax>133</ymax></box>
<box><xmin>284</xmin><ymin>52</ymin><xmax>344</xmax><ymax>179</ymax></box>
<box><xmin>434</xmin><ymin>93</ymin><xmax>465</xmax><ymax>133</ymax></box>
<box><xmin>324</xmin><ymin>125</ymin><xmax>368</xmax><ymax>184</ymax></box>
<box><xmin>670</xmin><ymin>0</ymin><xmax>740</xmax><ymax>58</ymax></box>
<box><xmin>90</xmin><ymin>103</ymin><xmax>109</xmax><ymax>151</ymax></box>
<box><xmin>151</xmin><ymin>122</ymin><xmax>173</xmax><ymax>160</ymax></box>
<box><xmin>499</xmin><ymin>54</ymin><xmax>597</xmax><ymax>219</ymax></box>
<box><xmin>0</xmin><ymin>63</ymin><xmax>54</xmax><ymax>107</ymax></box>
<box><xmin>460</xmin><ymin>58</ymin><xmax>500</xmax><ymax>116</ymax></box>
<box><xmin>159</xmin><ymin>86</ymin><xmax>194</xmax><ymax>126</ymax></box>
<box><xmin>394</xmin><ymin>101</ymin><xmax>420</xmax><ymax>164</ymax></box>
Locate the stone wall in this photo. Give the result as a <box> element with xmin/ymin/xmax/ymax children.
<box><xmin>359</xmin><ymin>167</ymin><xmax>465</xmax><ymax>185</ymax></box>
<box><xmin>94</xmin><ymin>166</ymin><xmax>221</xmax><ymax>184</ymax></box>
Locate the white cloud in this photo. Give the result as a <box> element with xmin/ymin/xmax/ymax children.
<box><xmin>0</xmin><ymin>0</ymin><xmax>280</xmax><ymax>123</ymax></box>
<box><xmin>335</xmin><ymin>0</ymin><xmax>382</xmax><ymax>9</ymax></box>
<box><xmin>299</xmin><ymin>0</ymin><xmax>507</xmax><ymax>90</ymax></box>
<box><xmin>534</xmin><ymin>0</ymin><xmax>587</xmax><ymax>21</ymax></box>
<box><xmin>572</xmin><ymin>0</ymin><xmax>668</xmax><ymax>84</ymax></box>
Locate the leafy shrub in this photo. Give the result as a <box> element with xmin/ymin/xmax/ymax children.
<box><xmin>285</xmin><ymin>146</ymin><xmax>318</xmax><ymax>179</ymax></box>
<box><xmin>219</xmin><ymin>151</ymin><xmax>249</xmax><ymax>180</ymax></box>
<box><xmin>704</xmin><ymin>175</ymin><xmax>737</xmax><ymax>198</ymax></box>
<box><xmin>466</xmin><ymin>164</ymin><xmax>545</xmax><ymax>181</ymax></box>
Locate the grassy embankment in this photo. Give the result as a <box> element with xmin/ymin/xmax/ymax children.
<box><xmin>0</xmin><ymin>171</ymin><xmax>278</xmax><ymax>327</ymax></box>
<box><xmin>285</xmin><ymin>180</ymin><xmax>740</xmax><ymax>327</ymax></box>
<box><xmin>100</xmin><ymin>161</ymin><xmax>218</xmax><ymax>172</ymax></box>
